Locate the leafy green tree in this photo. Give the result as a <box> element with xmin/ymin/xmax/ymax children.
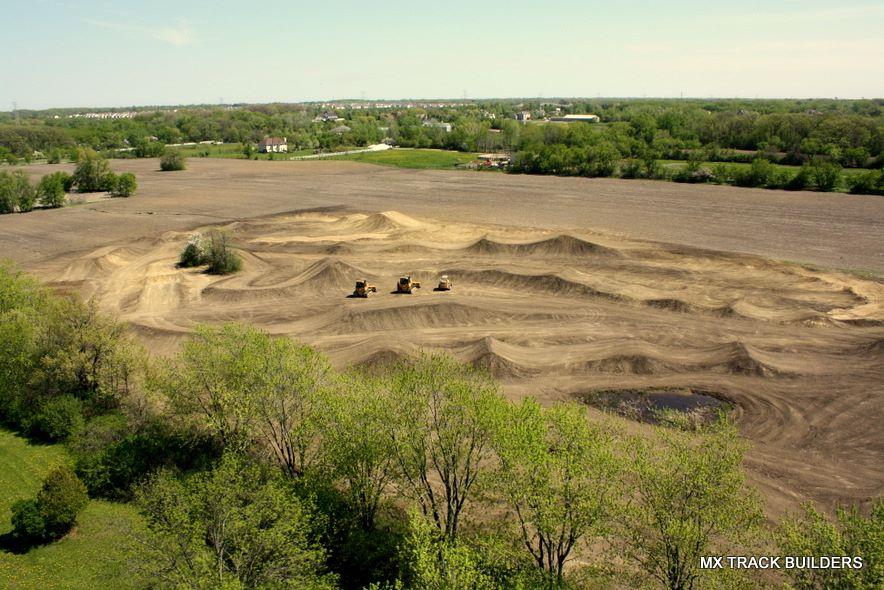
<box><xmin>0</xmin><ymin>263</ymin><xmax>48</xmax><ymax>419</ymax></box>
<box><xmin>386</xmin><ymin>353</ymin><xmax>504</xmax><ymax>540</ymax></box>
<box><xmin>111</xmin><ymin>172</ymin><xmax>137</xmax><ymax>197</ymax></box>
<box><xmin>250</xmin><ymin>335</ymin><xmax>333</xmax><ymax>478</ymax></box>
<box><xmin>11</xmin><ymin>466</ymin><xmax>89</xmax><ymax>542</ymax></box>
<box><xmin>492</xmin><ymin>400</ymin><xmax>620</xmax><ymax>588</ymax></box>
<box><xmin>155</xmin><ymin>323</ymin><xmax>265</xmax><ymax>448</ymax></box>
<box><xmin>0</xmin><ymin>170</ymin><xmax>35</xmax><ymax>213</ymax></box>
<box><xmin>401</xmin><ymin>512</ymin><xmax>495</xmax><ymax>590</ymax></box>
<box><xmin>36</xmin><ymin>297</ymin><xmax>135</xmax><ymax>408</ymax></box>
<box><xmin>778</xmin><ymin>499</ymin><xmax>883</xmax><ymax>590</ymax></box>
<box><xmin>323</xmin><ymin>373</ymin><xmax>396</xmax><ymax>530</ymax></box>
<box><xmin>72</xmin><ymin>148</ymin><xmax>114</xmax><ymax>192</ymax></box>
<box><xmin>137</xmin><ymin>453</ymin><xmax>336</xmax><ymax>590</ymax></box>
<box><xmin>37</xmin><ymin>172</ymin><xmax>70</xmax><ymax>207</ymax></box>
<box><xmin>159</xmin><ymin>150</ymin><xmax>186</xmax><ymax>171</ymax></box>
<box><xmin>621</xmin><ymin>421</ymin><xmax>763</xmax><ymax>590</ymax></box>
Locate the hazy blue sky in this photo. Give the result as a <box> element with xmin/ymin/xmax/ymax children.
<box><xmin>3</xmin><ymin>0</ymin><xmax>882</xmax><ymax>109</ymax></box>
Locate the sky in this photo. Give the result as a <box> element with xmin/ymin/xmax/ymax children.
<box><xmin>2</xmin><ymin>0</ymin><xmax>883</xmax><ymax>109</ymax></box>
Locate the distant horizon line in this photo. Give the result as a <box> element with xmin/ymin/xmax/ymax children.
<box><xmin>4</xmin><ymin>95</ymin><xmax>881</xmax><ymax>114</ymax></box>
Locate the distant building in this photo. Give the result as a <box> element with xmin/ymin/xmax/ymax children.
<box><xmin>259</xmin><ymin>137</ymin><xmax>288</xmax><ymax>153</ymax></box>
<box><xmin>549</xmin><ymin>114</ymin><xmax>600</xmax><ymax>124</ymax></box>
<box><xmin>422</xmin><ymin>120</ymin><xmax>452</xmax><ymax>133</ymax></box>
<box><xmin>331</xmin><ymin>125</ymin><xmax>352</xmax><ymax>135</ymax></box>
<box><xmin>515</xmin><ymin>111</ymin><xmax>532</xmax><ymax>123</ymax></box>
<box><xmin>313</xmin><ymin>111</ymin><xmax>346</xmax><ymax>123</ymax></box>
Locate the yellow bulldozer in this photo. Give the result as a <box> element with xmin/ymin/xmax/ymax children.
<box><xmin>396</xmin><ymin>275</ymin><xmax>421</xmax><ymax>294</ymax></box>
<box><xmin>353</xmin><ymin>279</ymin><xmax>377</xmax><ymax>298</ymax></box>
<box><xmin>436</xmin><ymin>275</ymin><xmax>452</xmax><ymax>291</ymax></box>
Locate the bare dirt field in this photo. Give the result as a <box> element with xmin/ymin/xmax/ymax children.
<box><xmin>2</xmin><ymin>159</ymin><xmax>883</xmax><ymax>516</ymax></box>
<box><xmin>3</xmin><ymin>158</ymin><xmax>883</xmax><ymax>273</ymax></box>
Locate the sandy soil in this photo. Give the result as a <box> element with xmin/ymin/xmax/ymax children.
<box><xmin>2</xmin><ymin>159</ymin><xmax>882</xmax><ymax>516</ymax></box>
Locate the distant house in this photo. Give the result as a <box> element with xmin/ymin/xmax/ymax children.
<box><xmin>515</xmin><ymin>111</ymin><xmax>532</xmax><ymax>123</ymax></box>
<box><xmin>259</xmin><ymin>137</ymin><xmax>288</xmax><ymax>153</ymax></box>
<box><xmin>549</xmin><ymin>114</ymin><xmax>600</xmax><ymax>124</ymax></box>
<box><xmin>331</xmin><ymin>125</ymin><xmax>352</xmax><ymax>135</ymax></box>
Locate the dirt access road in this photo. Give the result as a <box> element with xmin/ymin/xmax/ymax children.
<box><xmin>2</xmin><ymin>158</ymin><xmax>883</xmax><ymax>273</ymax></box>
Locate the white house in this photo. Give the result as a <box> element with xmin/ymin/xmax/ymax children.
<box><xmin>259</xmin><ymin>137</ymin><xmax>288</xmax><ymax>153</ymax></box>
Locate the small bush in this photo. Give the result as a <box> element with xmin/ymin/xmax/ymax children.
<box><xmin>673</xmin><ymin>165</ymin><xmax>714</xmax><ymax>184</ymax></box>
<box><xmin>204</xmin><ymin>230</ymin><xmax>242</xmax><ymax>275</ymax></box>
<box><xmin>643</xmin><ymin>158</ymin><xmax>667</xmax><ymax>180</ymax></box>
<box><xmin>37</xmin><ymin>172</ymin><xmax>70</xmax><ymax>207</ymax></box>
<box><xmin>11</xmin><ymin>466</ymin><xmax>89</xmax><ymax>542</ymax></box>
<box><xmin>620</xmin><ymin>159</ymin><xmax>643</xmax><ymax>179</ymax></box>
<box><xmin>159</xmin><ymin>150</ymin><xmax>186</xmax><ymax>171</ymax></box>
<box><xmin>808</xmin><ymin>160</ymin><xmax>842</xmax><ymax>192</ymax></box>
<box><xmin>30</xmin><ymin>395</ymin><xmax>85</xmax><ymax>441</ymax></box>
<box><xmin>712</xmin><ymin>163</ymin><xmax>737</xmax><ymax>184</ymax></box>
<box><xmin>110</xmin><ymin>172</ymin><xmax>137</xmax><ymax>197</ymax></box>
<box><xmin>848</xmin><ymin>169</ymin><xmax>884</xmax><ymax>195</ymax></box>
<box><xmin>786</xmin><ymin>165</ymin><xmax>811</xmax><ymax>191</ymax></box>
<box><xmin>735</xmin><ymin>158</ymin><xmax>776</xmax><ymax>187</ymax></box>
<box><xmin>178</xmin><ymin>233</ymin><xmax>206</xmax><ymax>268</ymax></box>
<box><xmin>46</xmin><ymin>149</ymin><xmax>63</xmax><ymax>164</ymax></box>
<box><xmin>177</xmin><ymin>230</ymin><xmax>241</xmax><ymax>273</ymax></box>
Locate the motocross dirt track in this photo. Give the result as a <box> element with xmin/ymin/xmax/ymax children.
<box><xmin>3</xmin><ymin>159</ymin><xmax>883</xmax><ymax>516</ymax></box>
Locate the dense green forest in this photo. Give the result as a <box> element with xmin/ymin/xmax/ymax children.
<box><xmin>1</xmin><ymin>261</ymin><xmax>882</xmax><ymax>589</ymax></box>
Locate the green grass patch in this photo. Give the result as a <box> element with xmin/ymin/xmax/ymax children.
<box><xmin>0</xmin><ymin>429</ymin><xmax>144</xmax><ymax>590</ymax></box>
<box><xmin>328</xmin><ymin>148</ymin><xmax>477</xmax><ymax>169</ymax></box>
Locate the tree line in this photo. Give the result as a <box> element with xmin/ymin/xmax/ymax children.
<box><xmin>0</xmin><ymin>149</ymin><xmax>136</xmax><ymax>214</ymax></box>
<box><xmin>2</xmin><ymin>99</ymin><xmax>882</xmax><ymax>170</ymax></box>
<box><xmin>1</xmin><ymin>262</ymin><xmax>881</xmax><ymax>589</ymax></box>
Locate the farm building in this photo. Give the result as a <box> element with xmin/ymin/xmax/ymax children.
<box><xmin>515</xmin><ymin>111</ymin><xmax>532</xmax><ymax>123</ymax></box>
<box><xmin>258</xmin><ymin>137</ymin><xmax>288</xmax><ymax>153</ymax></box>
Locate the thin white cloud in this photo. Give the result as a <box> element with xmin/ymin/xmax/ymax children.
<box><xmin>83</xmin><ymin>17</ymin><xmax>197</xmax><ymax>46</ymax></box>
<box><xmin>153</xmin><ymin>22</ymin><xmax>196</xmax><ymax>46</ymax></box>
